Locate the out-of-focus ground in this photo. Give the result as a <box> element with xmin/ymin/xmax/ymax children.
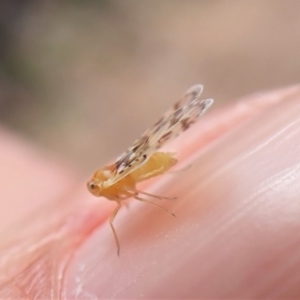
<box><xmin>0</xmin><ymin>0</ymin><xmax>299</xmax><ymax>172</ymax></box>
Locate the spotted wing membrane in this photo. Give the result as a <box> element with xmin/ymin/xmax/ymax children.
<box><xmin>107</xmin><ymin>84</ymin><xmax>213</xmax><ymax>185</ymax></box>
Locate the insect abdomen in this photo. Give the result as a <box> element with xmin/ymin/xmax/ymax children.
<box><xmin>129</xmin><ymin>152</ymin><xmax>177</xmax><ymax>182</ymax></box>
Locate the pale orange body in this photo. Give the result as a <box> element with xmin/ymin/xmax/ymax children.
<box><xmin>87</xmin><ymin>152</ymin><xmax>177</xmax><ymax>255</ymax></box>
<box><xmin>87</xmin><ymin>152</ymin><xmax>177</xmax><ymax>200</ymax></box>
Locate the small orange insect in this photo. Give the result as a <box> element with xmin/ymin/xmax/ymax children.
<box><xmin>87</xmin><ymin>84</ymin><xmax>213</xmax><ymax>255</ymax></box>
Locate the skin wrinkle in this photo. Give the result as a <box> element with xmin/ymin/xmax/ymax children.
<box><xmin>227</xmin><ymin>176</ymin><xmax>300</xmax><ymax>297</ymax></box>
<box><xmin>192</xmin><ymin>106</ymin><xmax>298</xmax><ymax>238</ymax></box>
<box><xmin>196</xmin><ymin>199</ymin><xmax>300</xmax><ymax>298</ymax></box>
<box><xmin>0</xmin><ymin>197</ymin><xmax>108</xmax><ymax>299</ymax></box>
<box><xmin>0</xmin><ymin>223</ymin><xmax>69</xmax><ymax>298</ymax></box>
<box><xmin>173</xmin><ymin>156</ymin><xmax>284</xmax><ymax>267</ymax></box>
<box><xmin>215</xmin><ymin>163</ymin><xmax>300</xmax><ymax>239</ymax></box>
<box><xmin>197</xmin><ymin>141</ymin><xmax>300</xmax><ymax>252</ymax></box>
<box><xmin>175</xmin><ymin>86</ymin><xmax>300</xmax><ymax>175</ymax></box>
<box><xmin>197</xmin><ymin>98</ymin><xmax>300</xmax><ymax>192</ymax></box>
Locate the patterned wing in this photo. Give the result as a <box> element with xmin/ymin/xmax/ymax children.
<box><xmin>107</xmin><ymin>84</ymin><xmax>214</xmax><ymax>185</ymax></box>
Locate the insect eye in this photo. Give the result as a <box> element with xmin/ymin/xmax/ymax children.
<box><xmin>89</xmin><ymin>182</ymin><xmax>96</xmax><ymax>190</ymax></box>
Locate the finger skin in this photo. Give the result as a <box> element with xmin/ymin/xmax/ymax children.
<box><xmin>0</xmin><ymin>85</ymin><xmax>300</xmax><ymax>299</ymax></box>
<box><xmin>0</xmin><ymin>128</ymin><xmax>77</xmax><ymax>228</ymax></box>
<box><xmin>64</xmin><ymin>85</ymin><xmax>300</xmax><ymax>299</ymax></box>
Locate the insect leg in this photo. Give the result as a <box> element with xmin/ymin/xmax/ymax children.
<box><xmin>110</xmin><ymin>203</ymin><xmax>122</xmax><ymax>256</ymax></box>
<box><xmin>133</xmin><ymin>189</ymin><xmax>177</xmax><ymax>200</ymax></box>
<box><xmin>133</xmin><ymin>195</ymin><xmax>176</xmax><ymax>217</ymax></box>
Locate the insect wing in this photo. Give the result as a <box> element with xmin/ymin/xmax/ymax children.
<box><xmin>144</xmin><ymin>86</ymin><xmax>213</xmax><ymax>150</ymax></box>
<box><xmin>108</xmin><ymin>84</ymin><xmax>213</xmax><ymax>185</ymax></box>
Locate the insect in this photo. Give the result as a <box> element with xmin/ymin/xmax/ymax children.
<box><xmin>87</xmin><ymin>84</ymin><xmax>214</xmax><ymax>255</ymax></box>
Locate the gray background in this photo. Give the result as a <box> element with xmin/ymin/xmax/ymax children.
<box><xmin>0</xmin><ymin>0</ymin><xmax>299</xmax><ymax>171</ymax></box>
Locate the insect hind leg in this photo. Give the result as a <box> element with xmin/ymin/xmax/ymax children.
<box><xmin>133</xmin><ymin>189</ymin><xmax>177</xmax><ymax>200</ymax></box>
<box><xmin>133</xmin><ymin>195</ymin><xmax>176</xmax><ymax>217</ymax></box>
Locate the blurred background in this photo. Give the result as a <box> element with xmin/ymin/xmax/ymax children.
<box><xmin>0</xmin><ymin>0</ymin><xmax>299</xmax><ymax>172</ymax></box>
